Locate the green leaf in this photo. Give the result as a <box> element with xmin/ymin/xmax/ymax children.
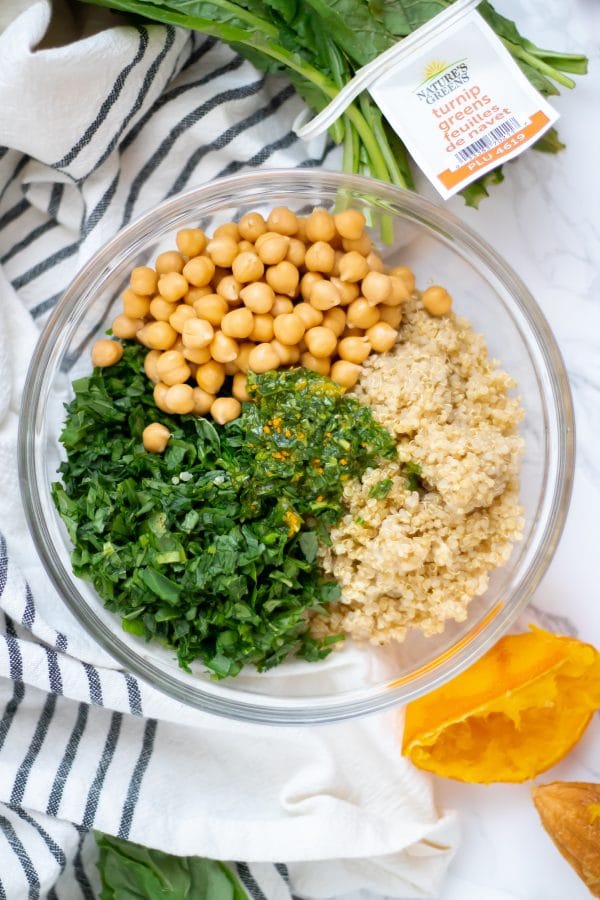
<box><xmin>460</xmin><ymin>167</ymin><xmax>505</xmax><ymax>208</ymax></box>
<box><xmin>138</xmin><ymin>568</ymin><xmax>181</xmax><ymax>603</ymax></box>
<box><xmin>298</xmin><ymin>530</ymin><xmax>318</xmax><ymax>562</ymax></box>
<box><xmin>369</xmin><ymin>477</ymin><xmax>392</xmax><ymax>499</ymax></box>
<box><xmin>532</xmin><ymin>126</ymin><xmax>566</xmax><ymax>154</ymax></box>
<box><xmin>96</xmin><ymin>833</ymin><xmax>247</xmax><ymax>900</ymax></box>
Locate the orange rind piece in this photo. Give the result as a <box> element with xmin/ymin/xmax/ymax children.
<box><xmin>402</xmin><ymin>627</ymin><xmax>600</xmax><ymax>784</ymax></box>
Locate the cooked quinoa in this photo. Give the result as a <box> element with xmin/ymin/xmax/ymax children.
<box><xmin>312</xmin><ymin>296</ymin><xmax>525</xmax><ymax>644</ymax></box>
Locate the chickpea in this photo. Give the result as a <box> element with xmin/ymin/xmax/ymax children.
<box><xmin>232</xmin><ymin>251</ymin><xmax>264</xmax><ymax>284</ymax></box>
<box><xmin>112</xmin><ymin>314</ymin><xmax>143</xmax><ymax>339</ymax></box>
<box><xmin>209</xmin><ymin>396</ymin><xmax>240</xmax><ymax>424</ymax></box>
<box><xmin>422</xmin><ymin>285</ymin><xmax>452</xmax><ymax>316</ymax></box>
<box><xmin>309</xmin><ymin>279</ymin><xmax>340</xmax><ymax>311</ymax></box>
<box><xmin>304</xmin><ymin>241</ymin><xmax>335</xmax><ymax>274</ymax></box>
<box><xmin>379</xmin><ymin>305</ymin><xmax>403</xmax><ymax>329</ymax></box>
<box><xmin>192</xmin><ymin>386</ymin><xmax>215</xmax><ymax>415</ymax></box>
<box><xmin>193</xmin><ymin>294</ymin><xmax>228</xmax><ymax>326</ymax></box>
<box><xmin>346</xmin><ymin>297</ymin><xmax>380</xmax><ymax>330</ymax></box>
<box><xmin>169</xmin><ymin>304</ymin><xmax>196</xmax><ymax>333</ymax></box>
<box><xmin>342</xmin><ymin>326</ymin><xmax>364</xmax><ymax>339</ymax></box>
<box><xmin>155</xmin><ymin>251</ymin><xmax>185</xmax><ymax>275</ymax></box>
<box><xmin>300</xmin><ymin>352</ymin><xmax>330</xmax><ymax>376</ymax></box>
<box><xmin>183</xmin><ymin>344</ymin><xmax>212</xmax><ymax>365</ymax></box>
<box><xmin>331</xmin><ymin>250</ymin><xmax>343</xmax><ymax>278</ymax></box>
<box><xmin>300</xmin><ymin>271</ymin><xmax>323</xmax><ymax>302</ymax></box>
<box><xmin>224</xmin><ymin>359</ymin><xmax>239</xmax><ymax>376</ymax></box>
<box><xmin>341</xmin><ymin>233</ymin><xmax>372</xmax><ymax>255</ymax></box>
<box><xmin>249</xmin><ymin>314</ymin><xmax>275</xmax><ymax>342</ymax></box>
<box><xmin>216</xmin><ymin>275</ymin><xmax>242</xmax><ymax>303</ymax></box>
<box><xmin>122</xmin><ymin>289</ymin><xmax>150</xmax><ymax>319</ymax></box>
<box><xmin>213</xmin><ymin>222</ymin><xmax>239</xmax><ymax>242</ymax></box>
<box><xmin>153</xmin><ymin>382</ymin><xmax>171</xmax><ymax>413</ymax></box>
<box><xmin>295</xmin><ymin>216</ymin><xmax>307</xmax><ymax>242</ymax></box>
<box><xmin>130</xmin><ymin>266</ymin><xmax>158</xmax><ymax>296</ymax></box>
<box><xmin>92</xmin><ymin>339</ymin><xmax>123</xmax><ymax>367</ymax></box>
<box><xmin>389</xmin><ymin>265</ymin><xmax>416</xmax><ymax>295</ymax></box>
<box><xmin>210</xmin><ymin>331</ymin><xmax>239</xmax><ymax>363</ymax></box>
<box><xmin>273</xmin><ymin>313</ymin><xmax>305</xmax><ymax>346</ymax></box>
<box><xmin>337</xmin><ymin>251</ymin><xmax>368</xmax><ymax>284</ymax></box>
<box><xmin>142</xmin><ymin>422</ymin><xmax>170</xmax><ymax>454</ymax></box>
<box><xmin>156</xmin><ymin>349</ymin><xmax>191</xmax><ymax>385</ymax></box>
<box><xmin>265</xmin><ymin>262</ymin><xmax>299</xmax><ymax>297</ymax></box>
<box><xmin>238</xmin><ymin>211</ymin><xmax>267</xmax><ymax>242</ymax></box>
<box><xmin>330</xmin><ymin>276</ymin><xmax>359</xmax><ymax>306</ymax></box>
<box><xmin>235</xmin><ymin>342</ymin><xmax>255</xmax><ymax>373</ymax></box>
<box><xmin>361</xmin><ymin>271</ymin><xmax>392</xmax><ymax>306</ymax></box>
<box><xmin>237</xmin><ymin>240</ymin><xmax>254</xmax><ymax>254</ymax></box>
<box><xmin>232</xmin><ymin>371</ymin><xmax>251</xmax><ymax>402</ymax></box>
<box><xmin>333</xmin><ymin>208</ymin><xmax>366</xmax><ymax>241</ymax></box>
<box><xmin>305</xmin><ymin>208</ymin><xmax>336</xmax><ymax>243</ymax></box>
<box><xmin>185</xmin><ymin>285</ymin><xmax>212</xmax><ymax>305</ymax></box>
<box><xmin>137</xmin><ymin>321</ymin><xmax>177</xmax><ymax>350</ymax></box>
<box><xmin>286</xmin><ymin>238</ymin><xmax>306</xmax><ymax>268</ymax></box>
<box><xmin>267</xmin><ymin>206</ymin><xmax>298</xmax><ymax>236</ymax></box>
<box><xmin>294</xmin><ymin>302</ymin><xmax>323</xmax><ymax>329</ymax></box>
<box><xmin>182</xmin><ymin>317</ymin><xmax>214</xmax><ymax>349</ymax></box>
<box><xmin>338</xmin><ymin>335</ymin><xmax>371</xmax><ymax>364</ymax></box>
<box><xmin>248</xmin><ymin>342</ymin><xmax>280</xmax><ymax>373</ymax></box>
<box><xmin>366</xmin><ymin>251</ymin><xmax>385</xmax><ymax>273</ymax></box>
<box><xmin>158</xmin><ymin>272</ymin><xmax>189</xmax><ymax>303</ymax></box>
<box><xmin>330</xmin><ymin>359</ymin><xmax>361</xmax><ymax>389</ymax></box>
<box><xmin>386</xmin><ymin>275</ymin><xmax>410</xmax><ymax>306</ymax></box>
<box><xmin>196</xmin><ymin>360</ymin><xmax>226</xmax><ymax>394</ymax></box>
<box><xmin>366</xmin><ymin>321</ymin><xmax>398</xmax><ymax>352</ymax></box>
<box><xmin>211</xmin><ymin>266</ymin><xmax>229</xmax><ymax>288</ymax></box>
<box><xmin>321</xmin><ymin>307</ymin><xmax>346</xmax><ymax>337</ymax></box>
<box><xmin>149</xmin><ymin>296</ymin><xmax>177</xmax><ymax>322</ymax></box>
<box><xmin>144</xmin><ymin>349</ymin><xmax>161</xmax><ymax>383</ymax></box>
<box><xmin>182</xmin><ymin>256</ymin><xmax>215</xmax><ymax>288</ymax></box>
<box><xmin>255</xmin><ymin>232</ymin><xmax>289</xmax><ymax>265</ymax></box>
<box><xmin>165</xmin><ymin>383</ymin><xmax>195</xmax><ymax>414</ymax></box>
<box><xmin>221</xmin><ymin>307</ymin><xmax>254</xmax><ymax>339</ymax></box>
<box><xmin>240</xmin><ymin>281</ymin><xmax>274</xmax><ymax>314</ymax></box>
<box><xmin>205</xmin><ymin>236</ymin><xmax>238</xmax><ymax>268</ymax></box>
<box><xmin>271</xmin><ymin>295</ymin><xmax>294</xmax><ymax>316</ymax></box>
<box><xmin>271</xmin><ymin>340</ymin><xmax>300</xmax><ymax>365</ymax></box>
<box><xmin>305</xmin><ymin>326</ymin><xmax>337</xmax><ymax>359</ymax></box>
<box><xmin>176</xmin><ymin>228</ymin><xmax>206</xmax><ymax>258</ymax></box>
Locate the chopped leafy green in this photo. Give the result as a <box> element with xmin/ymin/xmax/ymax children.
<box><xmin>96</xmin><ymin>833</ymin><xmax>247</xmax><ymax>900</ymax></box>
<box><xmin>404</xmin><ymin>460</ymin><xmax>423</xmax><ymax>492</ymax></box>
<box><xmin>369</xmin><ymin>478</ymin><xmax>393</xmax><ymax>499</ymax></box>
<box><xmin>53</xmin><ymin>345</ymin><xmax>395</xmax><ymax>677</ymax></box>
<box><xmin>77</xmin><ymin>0</ymin><xmax>586</xmax><ymax>204</ymax></box>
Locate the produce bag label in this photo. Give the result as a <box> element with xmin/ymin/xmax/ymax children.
<box><xmin>370</xmin><ymin>10</ymin><xmax>559</xmax><ymax>199</ymax></box>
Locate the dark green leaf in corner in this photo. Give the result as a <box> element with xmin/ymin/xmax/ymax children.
<box><xmin>96</xmin><ymin>833</ymin><xmax>248</xmax><ymax>900</ymax></box>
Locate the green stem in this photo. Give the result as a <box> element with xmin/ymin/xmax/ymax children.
<box><xmin>358</xmin><ymin>94</ymin><xmax>407</xmax><ymax>188</ymax></box>
<box><xmin>502</xmin><ymin>38</ymin><xmax>576</xmax><ymax>88</ymax></box>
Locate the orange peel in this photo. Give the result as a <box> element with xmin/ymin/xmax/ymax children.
<box><xmin>402</xmin><ymin>627</ymin><xmax>600</xmax><ymax>783</ymax></box>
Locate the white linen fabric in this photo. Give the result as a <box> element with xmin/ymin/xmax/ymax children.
<box><xmin>0</xmin><ymin>2</ymin><xmax>459</xmax><ymax>897</ymax></box>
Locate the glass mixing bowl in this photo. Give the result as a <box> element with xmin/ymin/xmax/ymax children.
<box><xmin>19</xmin><ymin>170</ymin><xmax>574</xmax><ymax>725</ymax></box>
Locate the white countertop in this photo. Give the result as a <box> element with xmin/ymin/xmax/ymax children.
<box><xmin>418</xmin><ymin>1</ymin><xmax>600</xmax><ymax>897</ymax></box>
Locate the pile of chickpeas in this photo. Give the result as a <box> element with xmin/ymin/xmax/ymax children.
<box><xmin>90</xmin><ymin>205</ymin><xmax>452</xmax><ymax>453</ymax></box>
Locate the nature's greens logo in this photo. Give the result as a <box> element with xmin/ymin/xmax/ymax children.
<box><xmin>416</xmin><ymin>59</ymin><xmax>469</xmax><ymax>104</ymax></box>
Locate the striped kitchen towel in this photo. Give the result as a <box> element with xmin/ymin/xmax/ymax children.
<box><xmin>0</xmin><ymin>3</ymin><xmax>459</xmax><ymax>898</ymax></box>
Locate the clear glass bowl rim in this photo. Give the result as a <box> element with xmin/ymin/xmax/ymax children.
<box><xmin>19</xmin><ymin>169</ymin><xmax>575</xmax><ymax>725</ymax></box>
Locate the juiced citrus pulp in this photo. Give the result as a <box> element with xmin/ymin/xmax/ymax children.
<box><xmin>402</xmin><ymin>627</ymin><xmax>600</xmax><ymax>783</ymax></box>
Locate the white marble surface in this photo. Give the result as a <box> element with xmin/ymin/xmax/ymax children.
<box><xmin>416</xmin><ymin>1</ymin><xmax>600</xmax><ymax>897</ymax></box>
